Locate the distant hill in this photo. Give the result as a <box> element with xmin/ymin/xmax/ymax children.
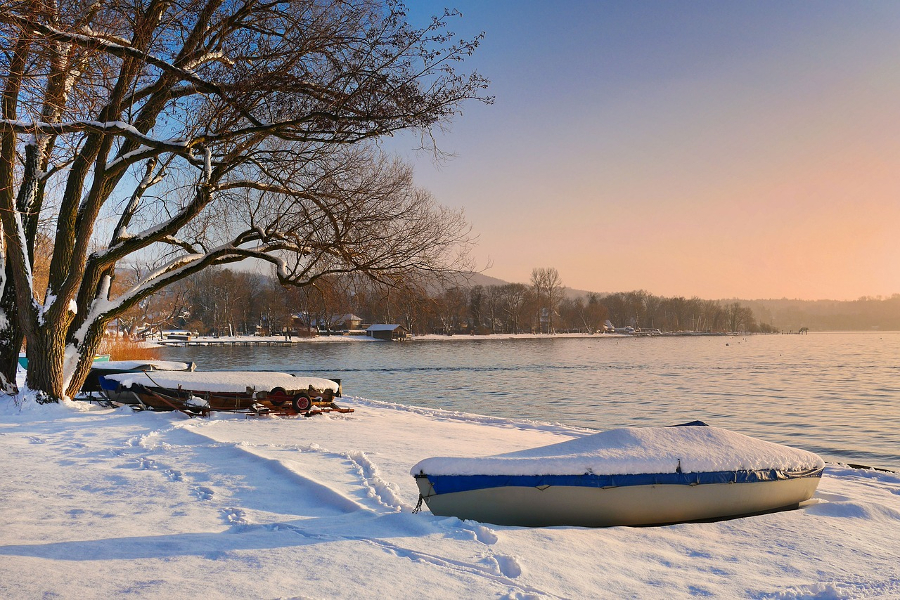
<box><xmin>455</xmin><ymin>272</ymin><xmax>511</xmax><ymax>288</ymax></box>
<box><xmin>453</xmin><ymin>272</ymin><xmax>601</xmax><ymax>299</ymax></box>
<box><xmin>723</xmin><ymin>297</ymin><xmax>900</xmax><ymax>331</ymax></box>
<box><xmin>455</xmin><ymin>274</ymin><xmax>900</xmax><ymax>331</ymax></box>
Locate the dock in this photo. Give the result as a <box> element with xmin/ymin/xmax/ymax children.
<box><xmin>153</xmin><ymin>336</ymin><xmax>306</xmax><ymax>348</ymax></box>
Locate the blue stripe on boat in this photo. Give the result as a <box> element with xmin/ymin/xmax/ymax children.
<box><xmin>422</xmin><ymin>467</ymin><xmax>824</xmax><ymax>495</ymax></box>
<box><xmin>98</xmin><ymin>375</ymin><xmax>120</xmax><ymax>391</ymax></box>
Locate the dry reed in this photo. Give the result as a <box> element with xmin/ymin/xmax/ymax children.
<box><xmin>100</xmin><ymin>337</ymin><xmax>161</xmax><ymax>361</ymax></box>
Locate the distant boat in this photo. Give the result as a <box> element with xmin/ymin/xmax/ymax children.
<box><xmin>411</xmin><ymin>423</ymin><xmax>824</xmax><ymax>527</ymax></box>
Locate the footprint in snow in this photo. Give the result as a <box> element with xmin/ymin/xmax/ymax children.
<box><xmin>438</xmin><ymin>519</ymin><xmax>499</xmax><ymax>545</ymax></box>
<box><xmin>194</xmin><ymin>486</ymin><xmax>214</xmax><ymax>501</ymax></box>
<box><xmin>500</xmin><ymin>592</ymin><xmax>543</xmax><ymax>600</ymax></box>
<box><xmin>164</xmin><ymin>469</ymin><xmax>183</xmax><ymax>482</ymax></box>
<box><xmin>136</xmin><ymin>457</ymin><xmax>157</xmax><ymax>470</ymax></box>
<box><xmin>223</xmin><ymin>508</ymin><xmax>244</xmax><ymax>522</ymax></box>
<box><xmin>472</xmin><ymin>523</ymin><xmax>499</xmax><ymax>545</ymax></box>
<box><xmin>222</xmin><ymin>507</ymin><xmax>252</xmax><ymax>530</ymax></box>
<box><xmin>493</xmin><ymin>554</ymin><xmax>523</xmax><ymax>579</ymax></box>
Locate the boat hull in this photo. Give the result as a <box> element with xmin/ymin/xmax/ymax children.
<box><xmin>112</xmin><ymin>386</ymin><xmax>251</xmax><ymax>411</ymax></box>
<box><xmin>415</xmin><ymin>471</ymin><xmax>822</xmax><ymax>527</ymax></box>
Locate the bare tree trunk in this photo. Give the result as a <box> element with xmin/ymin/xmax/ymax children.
<box><xmin>0</xmin><ymin>260</ymin><xmax>22</xmax><ymax>393</ymax></box>
<box><xmin>23</xmin><ymin>328</ymin><xmax>67</xmax><ymax>401</ymax></box>
<box><xmin>0</xmin><ymin>21</ymin><xmax>32</xmax><ymax>395</ymax></box>
<box><xmin>65</xmin><ymin>319</ymin><xmax>107</xmax><ymax>398</ymax></box>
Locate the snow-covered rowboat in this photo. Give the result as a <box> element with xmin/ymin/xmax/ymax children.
<box><xmin>82</xmin><ymin>360</ymin><xmax>196</xmax><ymax>395</ymax></box>
<box><xmin>411</xmin><ymin>423</ymin><xmax>824</xmax><ymax>527</ymax></box>
<box><xmin>99</xmin><ymin>370</ymin><xmax>345</xmax><ymax>414</ymax></box>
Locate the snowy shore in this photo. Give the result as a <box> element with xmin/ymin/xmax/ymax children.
<box><xmin>148</xmin><ymin>332</ymin><xmax>632</xmax><ymax>346</ymax></box>
<box><xmin>1</xmin><ymin>395</ymin><xmax>898</xmax><ymax>599</ymax></box>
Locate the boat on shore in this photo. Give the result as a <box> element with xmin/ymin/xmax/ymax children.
<box><xmin>411</xmin><ymin>423</ymin><xmax>824</xmax><ymax>527</ymax></box>
<box><xmin>82</xmin><ymin>359</ymin><xmax>197</xmax><ymax>398</ymax></box>
<box><xmin>98</xmin><ymin>370</ymin><xmax>345</xmax><ymax>414</ymax></box>
<box><xmin>19</xmin><ymin>353</ymin><xmax>110</xmax><ymax>369</ymax></box>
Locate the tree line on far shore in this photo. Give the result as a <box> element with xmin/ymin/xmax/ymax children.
<box><xmin>118</xmin><ymin>266</ymin><xmax>777</xmax><ymax>337</ymax></box>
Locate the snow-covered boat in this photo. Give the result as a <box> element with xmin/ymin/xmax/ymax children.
<box><xmin>98</xmin><ymin>370</ymin><xmax>344</xmax><ymax>414</ymax></box>
<box><xmin>82</xmin><ymin>359</ymin><xmax>197</xmax><ymax>397</ymax></box>
<box><xmin>411</xmin><ymin>423</ymin><xmax>824</xmax><ymax>527</ymax></box>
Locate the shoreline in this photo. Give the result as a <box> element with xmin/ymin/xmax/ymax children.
<box><xmin>147</xmin><ymin>331</ymin><xmax>733</xmax><ymax>347</ymax></box>
<box><xmin>146</xmin><ymin>330</ymin><xmax>899</xmax><ymax>348</ymax></box>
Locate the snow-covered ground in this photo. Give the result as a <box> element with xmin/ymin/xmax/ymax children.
<box><xmin>1</xmin><ymin>395</ymin><xmax>898</xmax><ymax>599</ymax></box>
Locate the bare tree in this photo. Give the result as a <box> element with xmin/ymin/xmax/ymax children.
<box><xmin>483</xmin><ymin>285</ymin><xmax>501</xmax><ymax>334</ymax></box>
<box><xmin>498</xmin><ymin>283</ymin><xmax>529</xmax><ymax>334</ymax></box>
<box><xmin>434</xmin><ymin>286</ymin><xmax>467</xmax><ymax>334</ymax></box>
<box><xmin>530</xmin><ymin>267</ymin><xmax>563</xmax><ymax>333</ymax></box>
<box><xmin>558</xmin><ymin>293</ymin><xmax>608</xmax><ymax>333</ymax></box>
<box><xmin>113</xmin><ymin>263</ymin><xmax>192</xmax><ymax>337</ymax></box>
<box><xmin>468</xmin><ymin>284</ymin><xmax>484</xmax><ymax>333</ymax></box>
<box><xmin>725</xmin><ymin>302</ymin><xmax>755</xmax><ymax>333</ymax></box>
<box><xmin>391</xmin><ymin>281</ymin><xmax>430</xmax><ymax>335</ymax></box>
<box><xmin>0</xmin><ymin>0</ymin><xmax>488</xmax><ymax>400</ymax></box>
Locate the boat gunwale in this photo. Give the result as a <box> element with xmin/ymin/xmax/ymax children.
<box><xmin>417</xmin><ymin>466</ymin><xmax>824</xmax><ymax>495</ymax></box>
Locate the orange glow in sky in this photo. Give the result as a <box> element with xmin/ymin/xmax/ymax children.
<box><xmin>397</xmin><ymin>2</ymin><xmax>900</xmax><ymax>300</ymax></box>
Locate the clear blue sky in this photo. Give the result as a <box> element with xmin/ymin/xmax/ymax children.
<box><xmin>391</xmin><ymin>1</ymin><xmax>900</xmax><ymax>300</ymax></box>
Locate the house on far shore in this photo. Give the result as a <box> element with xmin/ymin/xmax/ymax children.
<box><xmin>366</xmin><ymin>324</ymin><xmax>408</xmax><ymax>341</ymax></box>
<box><xmin>332</xmin><ymin>314</ymin><xmax>363</xmax><ymax>331</ymax></box>
<box><xmin>289</xmin><ymin>312</ymin><xmax>363</xmax><ymax>335</ymax></box>
<box><xmin>159</xmin><ymin>329</ymin><xmax>193</xmax><ymax>341</ymax></box>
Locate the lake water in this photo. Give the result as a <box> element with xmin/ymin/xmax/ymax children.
<box><xmin>157</xmin><ymin>332</ymin><xmax>900</xmax><ymax>471</ymax></box>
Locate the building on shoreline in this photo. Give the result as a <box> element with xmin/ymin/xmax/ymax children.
<box><xmin>366</xmin><ymin>324</ymin><xmax>408</xmax><ymax>341</ymax></box>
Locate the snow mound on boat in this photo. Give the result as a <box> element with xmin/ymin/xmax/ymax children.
<box><xmin>104</xmin><ymin>371</ymin><xmax>340</xmax><ymax>393</ymax></box>
<box><xmin>411</xmin><ymin>426</ymin><xmax>825</xmax><ymax>476</ymax></box>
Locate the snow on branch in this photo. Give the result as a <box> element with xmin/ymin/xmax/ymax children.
<box><xmin>161</xmin><ymin>236</ymin><xmax>200</xmax><ymax>254</ymax></box>
<box><xmin>1</xmin><ymin>118</ymin><xmax>193</xmax><ymax>153</ymax></box>
<box><xmin>183</xmin><ymin>52</ymin><xmax>235</xmax><ymax>71</ymax></box>
<box><xmin>1</xmin><ymin>15</ymin><xmax>219</xmax><ymax>96</ymax></box>
<box><xmin>104</xmin><ymin>234</ymin><xmax>304</xmax><ymax>318</ymax></box>
<box><xmin>90</xmin><ymin>180</ymin><xmax>214</xmax><ymax>270</ymax></box>
<box><xmin>105</xmin><ymin>146</ymin><xmax>180</xmax><ymax>174</ymax></box>
<box><xmin>0</xmin><ymin>14</ymin><xmax>272</xmax><ymax>130</ymax></box>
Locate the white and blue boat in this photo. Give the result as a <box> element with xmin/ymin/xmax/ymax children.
<box><xmin>19</xmin><ymin>352</ymin><xmax>110</xmax><ymax>369</ymax></box>
<box><xmin>412</xmin><ymin>422</ymin><xmax>824</xmax><ymax>527</ymax></box>
<box><xmin>81</xmin><ymin>359</ymin><xmax>197</xmax><ymax>395</ymax></box>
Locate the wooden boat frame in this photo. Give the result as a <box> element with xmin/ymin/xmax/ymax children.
<box><xmin>99</xmin><ymin>373</ymin><xmax>349</xmax><ymax>417</ymax></box>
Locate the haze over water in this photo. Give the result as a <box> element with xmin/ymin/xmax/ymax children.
<box><xmin>157</xmin><ymin>331</ymin><xmax>900</xmax><ymax>471</ymax></box>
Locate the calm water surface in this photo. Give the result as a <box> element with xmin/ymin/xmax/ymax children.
<box><xmin>158</xmin><ymin>332</ymin><xmax>900</xmax><ymax>471</ymax></box>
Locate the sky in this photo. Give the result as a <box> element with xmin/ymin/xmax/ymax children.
<box><xmin>390</xmin><ymin>1</ymin><xmax>900</xmax><ymax>301</ymax></box>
